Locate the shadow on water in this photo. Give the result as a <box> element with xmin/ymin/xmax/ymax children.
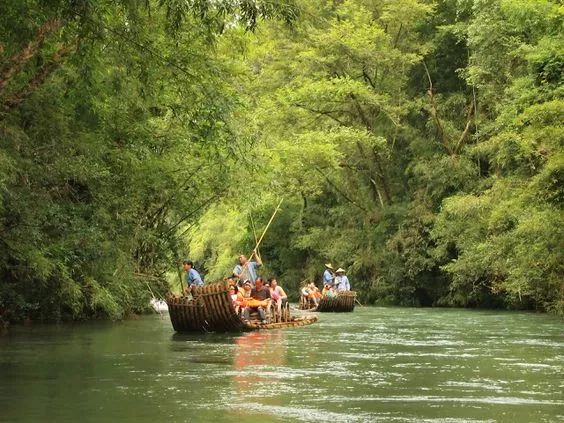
<box><xmin>171</xmin><ymin>331</ymin><xmax>243</xmax><ymax>345</ymax></box>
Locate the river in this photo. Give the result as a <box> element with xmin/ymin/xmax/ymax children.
<box><xmin>0</xmin><ymin>307</ymin><xmax>562</xmax><ymax>422</ymax></box>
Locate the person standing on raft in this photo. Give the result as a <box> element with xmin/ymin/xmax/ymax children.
<box><xmin>233</xmin><ymin>249</ymin><xmax>262</xmax><ymax>285</ymax></box>
<box><xmin>335</xmin><ymin>268</ymin><xmax>350</xmax><ymax>291</ymax></box>
<box><xmin>323</xmin><ymin>263</ymin><xmax>335</xmax><ymax>287</ymax></box>
<box><xmin>182</xmin><ymin>260</ymin><xmax>204</xmax><ymax>294</ymax></box>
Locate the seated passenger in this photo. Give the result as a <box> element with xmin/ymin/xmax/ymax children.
<box><xmin>269</xmin><ymin>278</ymin><xmax>288</xmax><ymax>306</ymax></box>
<box><xmin>267</xmin><ymin>282</ymin><xmax>281</xmax><ymax>304</ymax></box>
<box><xmin>229</xmin><ymin>284</ymin><xmax>246</xmax><ymax>315</ymax></box>
<box><xmin>306</xmin><ymin>281</ymin><xmax>321</xmax><ymax>306</ymax></box>
<box><xmin>243</xmin><ymin>277</ymin><xmax>271</xmax><ymax>324</ymax></box>
<box><xmin>321</xmin><ymin>283</ymin><xmax>331</xmax><ymax>297</ymax></box>
<box><xmin>242</xmin><ymin>280</ymin><xmax>253</xmax><ymax>299</ymax></box>
<box><xmin>301</xmin><ymin>282</ymin><xmax>321</xmax><ymax>307</ymax></box>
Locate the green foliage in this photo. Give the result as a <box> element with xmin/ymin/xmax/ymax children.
<box><xmin>190</xmin><ymin>0</ymin><xmax>563</xmax><ymax>314</ymax></box>
<box><xmin>1</xmin><ymin>0</ymin><xmax>562</xmax><ymax>322</ymax></box>
<box><xmin>0</xmin><ymin>0</ymin><xmax>294</xmax><ymax>322</ymax></box>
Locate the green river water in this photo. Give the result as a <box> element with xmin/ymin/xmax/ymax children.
<box><xmin>0</xmin><ymin>307</ymin><xmax>562</xmax><ymax>422</ymax></box>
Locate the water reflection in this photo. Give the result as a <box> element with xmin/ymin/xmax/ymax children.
<box><xmin>233</xmin><ymin>330</ymin><xmax>287</xmax><ymax>394</ymax></box>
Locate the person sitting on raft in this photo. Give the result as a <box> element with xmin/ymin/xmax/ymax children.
<box><xmin>334</xmin><ymin>268</ymin><xmax>350</xmax><ymax>291</ymax></box>
<box><xmin>241</xmin><ymin>280</ymin><xmax>253</xmax><ymax>299</ymax></box>
<box><xmin>225</xmin><ymin>277</ymin><xmax>243</xmax><ymax>294</ymax></box>
<box><xmin>229</xmin><ymin>284</ymin><xmax>246</xmax><ymax>315</ymax></box>
<box><xmin>302</xmin><ymin>281</ymin><xmax>321</xmax><ymax>306</ymax></box>
<box><xmin>233</xmin><ymin>249</ymin><xmax>262</xmax><ymax>285</ymax></box>
<box><xmin>268</xmin><ymin>278</ymin><xmax>288</xmax><ymax>306</ymax></box>
<box><xmin>301</xmin><ymin>284</ymin><xmax>311</xmax><ymax>307</ymax></box>
<box><xmin>182</xmin><ymin>259</ymin><xmax>204</xmax><ymax>294</ymax></box>
<box><xmin>266</xmin><ymin>281</ymin><xmax>280</xmax><ymax>303</ymax></box>
<box><xmin>321</xmin><ymin>283</ymin><xmax>335</xmax><ymax>297</ymax></box>
<box><xmin>243</xmin><ymin>277</ymin><xmax>271</xmax><ymax>324</ymax></box>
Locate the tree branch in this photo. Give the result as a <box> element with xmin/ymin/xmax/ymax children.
<box><xmin>314</xmin><ymin>166</ymin><xmax>368</xmax><ymax>212</ymax></box>
<box><xmin>294</xmin><ymin>103</ymin><xmax>348</xmax><ymax>126</ymax></box>
<box><xmin>0</xmin><ymin>18</ymin><xmax>62</xmax><ymax>92</ymax></box>
<box><xmin>422</xmin><ymin>61</ymin><xmax>453</xmax><ymax>155</ymax></box>
<box><xmin>1</xmin><ymin>43</ymin><xmax>74</xmax><ymax>114</ymax></box>
<box><xmin>454</xmin><ymin>97</ymin><xmax>475</xmax><ymax>154</ymax></box>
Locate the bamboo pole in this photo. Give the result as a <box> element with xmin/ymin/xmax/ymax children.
<box><xmin>236</xmin><ymin>199</ymin><xmax>283</xmax><ymax>278</ymax></box>
<box><xmin>249</xmin><ymin>212</ymin><xmax>260</xmax><ymax>257</ymax></box>
<box><xmin>253</xmin><ymin>198</ymin><xmax>283</xmax><ymax>252</ymax></box>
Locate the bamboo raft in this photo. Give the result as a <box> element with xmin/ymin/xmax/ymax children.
<box><xmin>300</xmin><ymin>291</ymin><xmax>357</xmax><ymax>312</ymax></box>
<box><xmin>167</xmin><ymin>281</ymin><xmax>318</xmax><ymax>332</ymax></box>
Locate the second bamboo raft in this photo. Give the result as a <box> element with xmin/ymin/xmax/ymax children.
<box><xmin>300</xmin><ymin>291</ymin><xmax>357</xmax><ymax>312</ymax></box>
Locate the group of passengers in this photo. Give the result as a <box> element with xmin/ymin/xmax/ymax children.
<box><xmin>227</xmin><ymin>250</ymin><xmax>287</xmax><ymax>324</ymax></box>
<box><xmin>183</xmin><ymin>250</ymin><xmax>286</xmax><ymax>324</ymax></box>
<box><xmin>181</xmin><ymin>255</ymin><xmax>350</xmax><ymax>320</ymax></box>
<box><xmin>301</xmin><ymin>263</ymin><xmax>351</xmax><ymax>306</ymax></box>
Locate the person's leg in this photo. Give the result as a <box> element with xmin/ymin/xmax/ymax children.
<box><xmin>258</xmin><ymin>307</ymin><xmax>266</xmax><ymax>321</ymax></box>
<box><xmin>243</xmin><ymin>307</ymin><xmax>250</xmax><ymax>320</ymax></box>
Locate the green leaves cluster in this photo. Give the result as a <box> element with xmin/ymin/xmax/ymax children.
<box><xmin>190</xmin><ymin>0</ymin><xmax>563</xmax><ymax>313</ymax></box>
<box><xmin>1</xmin><ymin>0</ymin><xmax>561</xmax><ymax>320</ymax></box>
<box><xmin>0</xmin><ymin>0</ymin><xmax>297</xmax><ymax>322</ymax></box>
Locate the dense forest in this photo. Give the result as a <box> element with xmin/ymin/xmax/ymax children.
<box><xmin>0</xmin><ymin>0</ymin><xmax>562</xmax><ymax>323</ymax></box>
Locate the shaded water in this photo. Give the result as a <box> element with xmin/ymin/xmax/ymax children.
<box><xmin>0</xmin><ymin>307</ymin><xmax>562</xmax><ymax>422</ymax></box>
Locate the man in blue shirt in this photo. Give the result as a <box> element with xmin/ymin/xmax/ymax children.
<box><xmin>335</xmin><ymin>268</ymin><xmax>350</xmax><ymax>291</ymax></box>
<box><xmin>182</xmin><ymin>260</ymin><xmax>204</xmax><ymax>292</ymax></box>
<box><xmin>323</xmin><ymin>263</ymin><xmax>335</xmax><ymax>287</ymax></box>
<box><xmin>233</xmin><ymin>249</ymin><xmax>262</xmax><ymax>285</ymax></box>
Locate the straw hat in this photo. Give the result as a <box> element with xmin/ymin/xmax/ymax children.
<box><xmin>324</xmin><ymin>263</ymin><xmax>333</xmax><ymax>270</ymax></box>
<box><xmin>336</xmin><ymin>268</ymin><xmax>346</xmax><ymax>273</ymax></box>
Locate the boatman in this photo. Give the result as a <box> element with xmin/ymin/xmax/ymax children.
<box><xmin>182</xmin><ymin>259</ymin><xmax>204</xmax><ymax>293</ymax></box>
<box><xmin>323</xmin><ymin>263</ymin><xmax>335</xmax><ymax>287</ymax></box>
<box><xmin>233</xmin><ymin>249</ymin><xmax>262</xmax><ymax>285</ymax></box>
<box><xmin>334</xmin><ymin>268</ymin><xmax>350</xmax><ymax>291</ymax></box>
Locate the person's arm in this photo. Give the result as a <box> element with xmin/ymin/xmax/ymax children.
<box><xmin>233</xmin><ymin>264</ymin><xmax>242</xmax><ymax>278</ymax></box>
<box><xmin>253</xmin><ymin>249</ymin><xmax>262</xmax><ymax>267</ymax></box>
<box><xmin>278</xmin><ymin>287</ymin><xmax>287</xmax><ymax>298</ymax></box>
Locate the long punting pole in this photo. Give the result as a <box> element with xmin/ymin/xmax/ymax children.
<box><xmin>252</xmin><ymin>198</ymin><xmax>283</xmax><ymax>253</ymax></box>
<box><xmin>238</xmin><ymin>199</ymin><xmax>283</xmax><ymax>276</ymax></box>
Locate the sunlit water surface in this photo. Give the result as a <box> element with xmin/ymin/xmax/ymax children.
<box><xmin>0</xmin><ymin>307</ymin><xmax>562</xmax><ymax>422</ymax></box>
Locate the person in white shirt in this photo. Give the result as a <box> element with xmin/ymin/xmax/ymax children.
<box><xmin>334</xmin><ymin>268</ymin><xmax>350</xmax><ymax>291</ymax></box>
